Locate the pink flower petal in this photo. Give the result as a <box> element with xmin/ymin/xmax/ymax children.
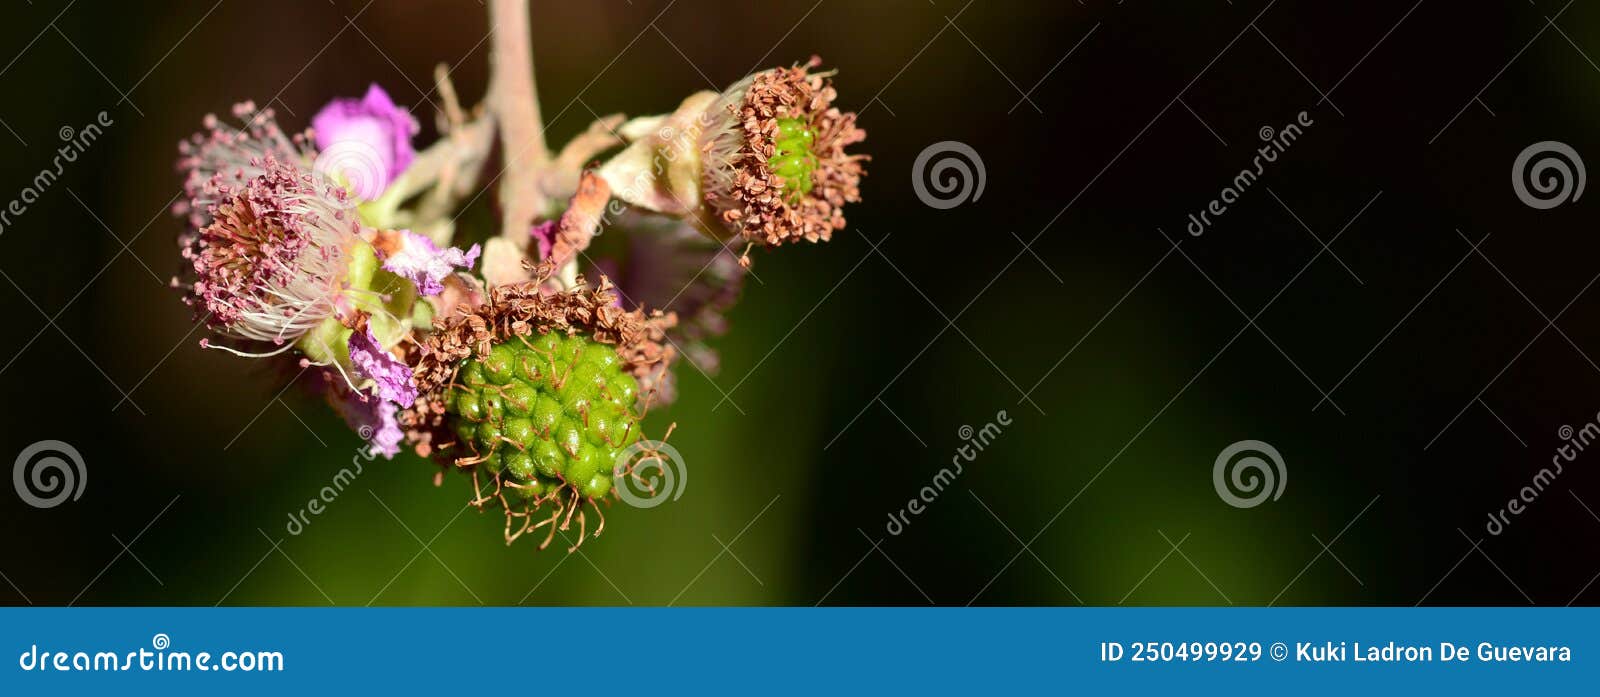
<box><xmin>380</xmin><ymin>230</ymin><xmax>480</xmax><ymax>296</ymax></box>
<box><xmin>348</xmin><ymin>328</ymin><xmax>417</xmax><ymax>408</ymax></box>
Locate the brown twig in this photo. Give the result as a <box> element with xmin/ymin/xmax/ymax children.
<box><xmin>546</xmin><ymin>113</ymin><xmax>626</xmax><ymax>198</ymax></box>
<box><xmin>487</xmin><ymin>0</ymin><xmax>549</xmax><ymax>247</ymax></box>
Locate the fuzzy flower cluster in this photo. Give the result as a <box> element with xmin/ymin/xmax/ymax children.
<box><xmin>183</xmin><ymin>157</ymin><xmax>360</xmax><ymax>347</ymax></box>
<box><xmin>169</xmin><ymin>6</ymin><xmax>866</xmax><ymax>552</ymax></box>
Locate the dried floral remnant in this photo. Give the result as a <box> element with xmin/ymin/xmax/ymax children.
<box><xmin>408</xmin><ymin>263</ymin><xmax>676</xmax><ymax>406</ymax></box>
<box><xmin>548</xmin><ymin>171</ymin><xmax>611</xmax><ymax>268</ymax></box>
<box><xmin>700</xmin><ymin>56</ymin><xmax>867</xmax><ymax>247</ymax></box>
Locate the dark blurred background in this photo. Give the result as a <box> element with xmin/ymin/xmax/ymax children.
<box><xmin>2</xmin><ymin>0</ymin><xmax>1599</xmax><ymax>606</ymax></box>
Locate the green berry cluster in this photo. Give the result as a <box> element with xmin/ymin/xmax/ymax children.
<box><xmin>445</xmin><ymin>332</ymin><xmax>641</xmax><ymax>502</ymax></box>
<box><xmin>766</xmin><ymin>117</ymin><xmax>818</xmax><ymax>201</ymax></box>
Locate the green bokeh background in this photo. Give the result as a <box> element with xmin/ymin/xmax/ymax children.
<box><xmin>3</xmin><ymin>0</ymin><xmax>1599</xmax><ymax>606</ymax></box>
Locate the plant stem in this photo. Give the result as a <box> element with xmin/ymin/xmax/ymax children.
<box><xmin>487</xmin><ymin>0</ymin><xmax>548</xmax><ymax>247</ymax></box>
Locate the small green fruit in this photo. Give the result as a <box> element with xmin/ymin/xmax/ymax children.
<box><xmin>445</xmin><ymin>332</ymin><xmax>641</xmax><ymax>501</ymax></box>
<box><xmin>768</xmin><ymin>117</ymin><xmax>819</xmax><ymax>200</ymax></box>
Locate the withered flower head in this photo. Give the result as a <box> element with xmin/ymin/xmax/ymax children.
<box><xmin>405</xmin><ymin>261</ymin><xmax>678</xmax><ymax>444</ymax></box>
<box><xmin>700</xmin><ymin>56</ymin><xmax>867</xmax><ymax>247</ymax></box>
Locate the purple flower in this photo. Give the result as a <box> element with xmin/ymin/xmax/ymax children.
<box><xmin>317</xmin><ymin>366</ymin><xmax>405</xmax><ymax>460</ymax></box>
<box><xmin>336</xmin><ymin>390</ymin><xmax>404</xmax><ymax>459</ymax></box>
<box><xmin>348</xmin><ymin>328</ymin><xmax>418</xmax><ymax>408</ymax></box>
<box><xmin>381</xmin><ymin>230</ymin><xmax>480</xmax><ymax>296</ymax></box>
<box><xmin>531</xmin><ymin>220</ymin><xmax>558</xmax><ymax>262</ymax></box>
<box><xmin>360</xmin><ymin>397</ymin><xmax>405</xmax><ymax>459</ymax></box>
<box><xmin>310</xmin><ymin>84</ymin><xmax>419</xmax><ymax>197</ymax></box>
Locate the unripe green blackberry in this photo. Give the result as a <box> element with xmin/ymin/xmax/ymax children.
<box><xmin>445</xmin><ymin>331</ymin><xmax>641</xmax><ymax>502</ymax></box>
<box><xmin>767</xmin><ymin>117</ymin><xmax>818</xmax><ymax>201</ymax></box>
